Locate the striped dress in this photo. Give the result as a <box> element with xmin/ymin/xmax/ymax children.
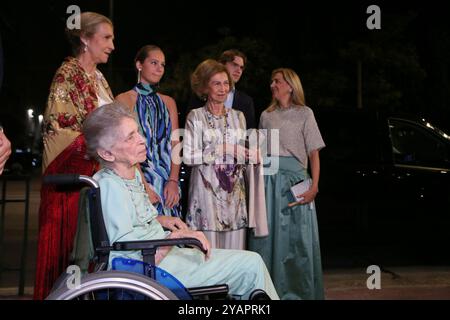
<box><xmin>134</xmin><ymin>82</ymin><xmax>181</xmax><ymax>217</ymax></box>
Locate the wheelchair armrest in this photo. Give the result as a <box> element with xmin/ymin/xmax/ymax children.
<box><xmin>113</xmin><ymin>238</ymin><xmax>207</xmax><ymax>276</ymax></box>
<box><xmin>112</xmin><ymin>237</ymin><xmax>207</xmax><ymax>254</ymax></box>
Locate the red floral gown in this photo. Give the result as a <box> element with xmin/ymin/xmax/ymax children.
<box><xmin>33</xmin><ymin>57</ymin><xmax>113</xmax><ymax>299</ymax></box>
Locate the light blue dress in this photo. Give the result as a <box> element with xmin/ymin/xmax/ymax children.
<box><xmin>93</xmin><ymin>167</ymin><xmax>279</xmax><ymax>300</ymax></box>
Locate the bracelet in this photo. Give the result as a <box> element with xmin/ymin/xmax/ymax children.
<box><xmin>167</xmin><ymin>179</ymin><xmax>178</xmax><ymax>184</ymax></box>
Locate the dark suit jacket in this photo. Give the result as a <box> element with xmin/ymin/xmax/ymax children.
<box><xmin>187</xmin><ymin>89</ymin><xmax>256</xmax><ymax>129</ymax></box>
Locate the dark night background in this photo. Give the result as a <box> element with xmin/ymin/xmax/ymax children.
<box><xmin>1</xmin><ymin>0</ymin><xmax>450</xmax><ymax>151</ymax></box>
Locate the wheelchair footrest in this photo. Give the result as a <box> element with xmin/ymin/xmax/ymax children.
<box><xmin>187</xmin><ymin>284</ymin><xmax>229</xmax><ymax>299</ymax></box>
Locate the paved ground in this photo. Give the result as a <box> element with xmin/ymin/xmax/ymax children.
<box><xmin>1</xmin><ymin>172</ymin><xmax>449</xmax><ymax>300</ymax></box>
<box><xmin>324</xmin><ymin>266</ymin><xmax>450</xmax><ymax>299</ymax></box>
<box><xmin>0</xmin><ymin>172</ymin><xmax>40</xmax><ymax>299</ymax></box>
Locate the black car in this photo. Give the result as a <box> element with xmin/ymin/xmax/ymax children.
<box><xmin>314</xmin><ymin>108</ymin><xmax>450</xmax><ymax>267</ymax></box>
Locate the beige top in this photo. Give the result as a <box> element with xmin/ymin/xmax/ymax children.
<box><xmin>259</xmin><ymin>105</ymin><xmax>325</xmax><ymax>169</ymax></box>
<box><xmin>95</xmin><ymin>70</ymin><xmax>114</xmax><ymax>106</ymax></box>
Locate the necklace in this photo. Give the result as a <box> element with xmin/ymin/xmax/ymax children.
<box><xmin>205</xmin><ymin>107</ymin><xmax>231</xmax><ymax>141</ymax></box>
<box><xmin>205</xmin><ymin>107</ymin><xmax>232</xmax><ymax>163</ymax></box>
<box><xmin>104</xmin><ymin>167</ymin><xmax>156</xmax><ymax>225</ymax></box>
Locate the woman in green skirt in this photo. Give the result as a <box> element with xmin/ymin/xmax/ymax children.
<box><xmin>248</xmin><ymin>68</ymin><xmax>325</xmax><ymax>300</ymax></box>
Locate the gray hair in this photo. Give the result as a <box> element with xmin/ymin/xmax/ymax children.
<box><xmin>82</xmin><ymin>102</ymin><xmax>135</xmax><ymax>164</ymax></box>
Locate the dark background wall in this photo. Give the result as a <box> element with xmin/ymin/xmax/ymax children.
<box><xmin>1</xmin><ymin>0</ymin><xmax>449</xmax><ymax>152</ymax></box>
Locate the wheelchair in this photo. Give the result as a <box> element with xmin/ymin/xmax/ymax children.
<box><xmin>43</xmin><ymin>174</ymin><xmax>270</xmax><ymax>301</ymax></box>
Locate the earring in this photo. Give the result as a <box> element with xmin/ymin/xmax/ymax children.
<box><xmin>137</xmin><ymin>69</ymin><xmax>142</xmax><ymax>83</ymax></box>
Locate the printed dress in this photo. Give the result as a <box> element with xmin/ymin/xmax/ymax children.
<box><xmin>183</xmin><ymin>107</ymin><xmax>248</xmax><ymax>243</ymax></box>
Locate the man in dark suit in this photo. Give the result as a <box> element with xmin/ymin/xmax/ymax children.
<box><xmin>187</xmin><ymin>49</ymin><xmax>256</xmax><ymax>129</ymax></box>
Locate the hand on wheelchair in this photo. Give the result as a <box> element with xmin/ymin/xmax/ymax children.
<box><xmin>167</xmin><ymin>229</ymin><xmax>211</xmax><ymax>260</ymax></box>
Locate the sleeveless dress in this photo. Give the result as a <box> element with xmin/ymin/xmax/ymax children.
<box><xmin>134</xmin><ymin>83</ymin><xmax>181</xmax><ymax>218</ymax></box>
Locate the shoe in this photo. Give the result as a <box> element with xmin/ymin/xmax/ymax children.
<box><xmin>249</xmin><ymin>289</ymin><xmax>271</xmax><ymax>300</ymax></box>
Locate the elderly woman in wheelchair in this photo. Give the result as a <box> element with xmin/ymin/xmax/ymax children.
<box><xmin>64</xmin><ymin>101</ymin><xmax>278</xmax><ymax>300</ymax></box>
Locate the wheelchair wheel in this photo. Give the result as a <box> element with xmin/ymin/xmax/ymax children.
<box><xmin>46</xmin><ymin>271</ymin><xmax>178</xmax><ymax>300</ymax></box>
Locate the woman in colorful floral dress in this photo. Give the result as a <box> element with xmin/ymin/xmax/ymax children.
<box><xmin>184</xmin><ymin>59</ymin><xmax>253</xmax><ymax>250</ymax></box>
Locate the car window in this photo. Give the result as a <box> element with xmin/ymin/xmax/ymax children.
<box><xmin>388</xmin><ymin>119</ymin><xmax>450</xmax><ymax>168</ymax></box>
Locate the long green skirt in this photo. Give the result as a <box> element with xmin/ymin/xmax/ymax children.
<box><xmin>248</xmin><ymin>156</ymin><xmax>324</xmax><ymax>300</ymax></box>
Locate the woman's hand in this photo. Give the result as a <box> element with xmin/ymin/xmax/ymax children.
<box><xmin>296</xmin><ymin>185</ymin><xmax>319</xmax><ymax>205</ymax></box>
<box><xmin>163</xmin><ymin>180</ymin><xmax>180</xmax><ymax>208</ymax></box>
<box><xmin>0</xmin><ymin>131</ymin><xmax>11</xmax><ymax>175</ymax></box>
<box><xmin>221</xmin><ymin>144</ymin><xmax>247</xmax><ymax>163</ymax></box>
<box><xmin>169</xmin><ymin>229</ymin><xmax>211</xmax><ymax>260</ymax></box>
<box><xmin>147</xmin><ymin>187</ymin><xmax>161</xmax><ymax>205</ymax></box>
<box><xmin>156</xmin><ymin>216</ymin><xmax>188</xmax><ymax>231</ymax></box>
<box><xmin>234</xmin><ymin>145</ymin><xmax>261</xmax><ymax>164</ymax></box>
<box><xmin>246</xmin><ymin>148</ymin><xmax>261</xmax><ymax>164</ymax></box>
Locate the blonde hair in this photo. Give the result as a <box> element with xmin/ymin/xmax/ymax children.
<box><xmin>266</xmin><ymin>68</ymin><xmax>305</xmax><ymax>112</ymax></box>
<box><xmin>66</xmin><ymin>12</ymin><xmax>113</xmax><ymax>57</ymax></box>
<box><xmin>191</xmin><ymin>59</ymin><xmax>233</xmax><ymax>100</ymax></box>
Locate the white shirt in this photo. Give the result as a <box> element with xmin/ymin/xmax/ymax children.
<box><xmin>224</xmin><ymin>88</ymin><xmax>235</xmax><ymax>109</ymax></box>
<box><xmin>95</xmin><ymin>70</ymin><xmax>113</xmax><ymax>107</ymax></box>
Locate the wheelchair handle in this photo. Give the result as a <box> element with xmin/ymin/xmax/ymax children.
<box><xmin>43</xmin><ymin>174</ymin><xmax>99</xmax><ymax>189</ymax></box>
<box><xmin>169</xmin><ymin>238</ymin><xmax>208</xmax><ymax>254</ymax></box>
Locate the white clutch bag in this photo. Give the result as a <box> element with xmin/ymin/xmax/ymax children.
<box><xmin>290</xmin><ymin>178</ymin><xmax>312</xmax><ymax>202</ymax></box>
